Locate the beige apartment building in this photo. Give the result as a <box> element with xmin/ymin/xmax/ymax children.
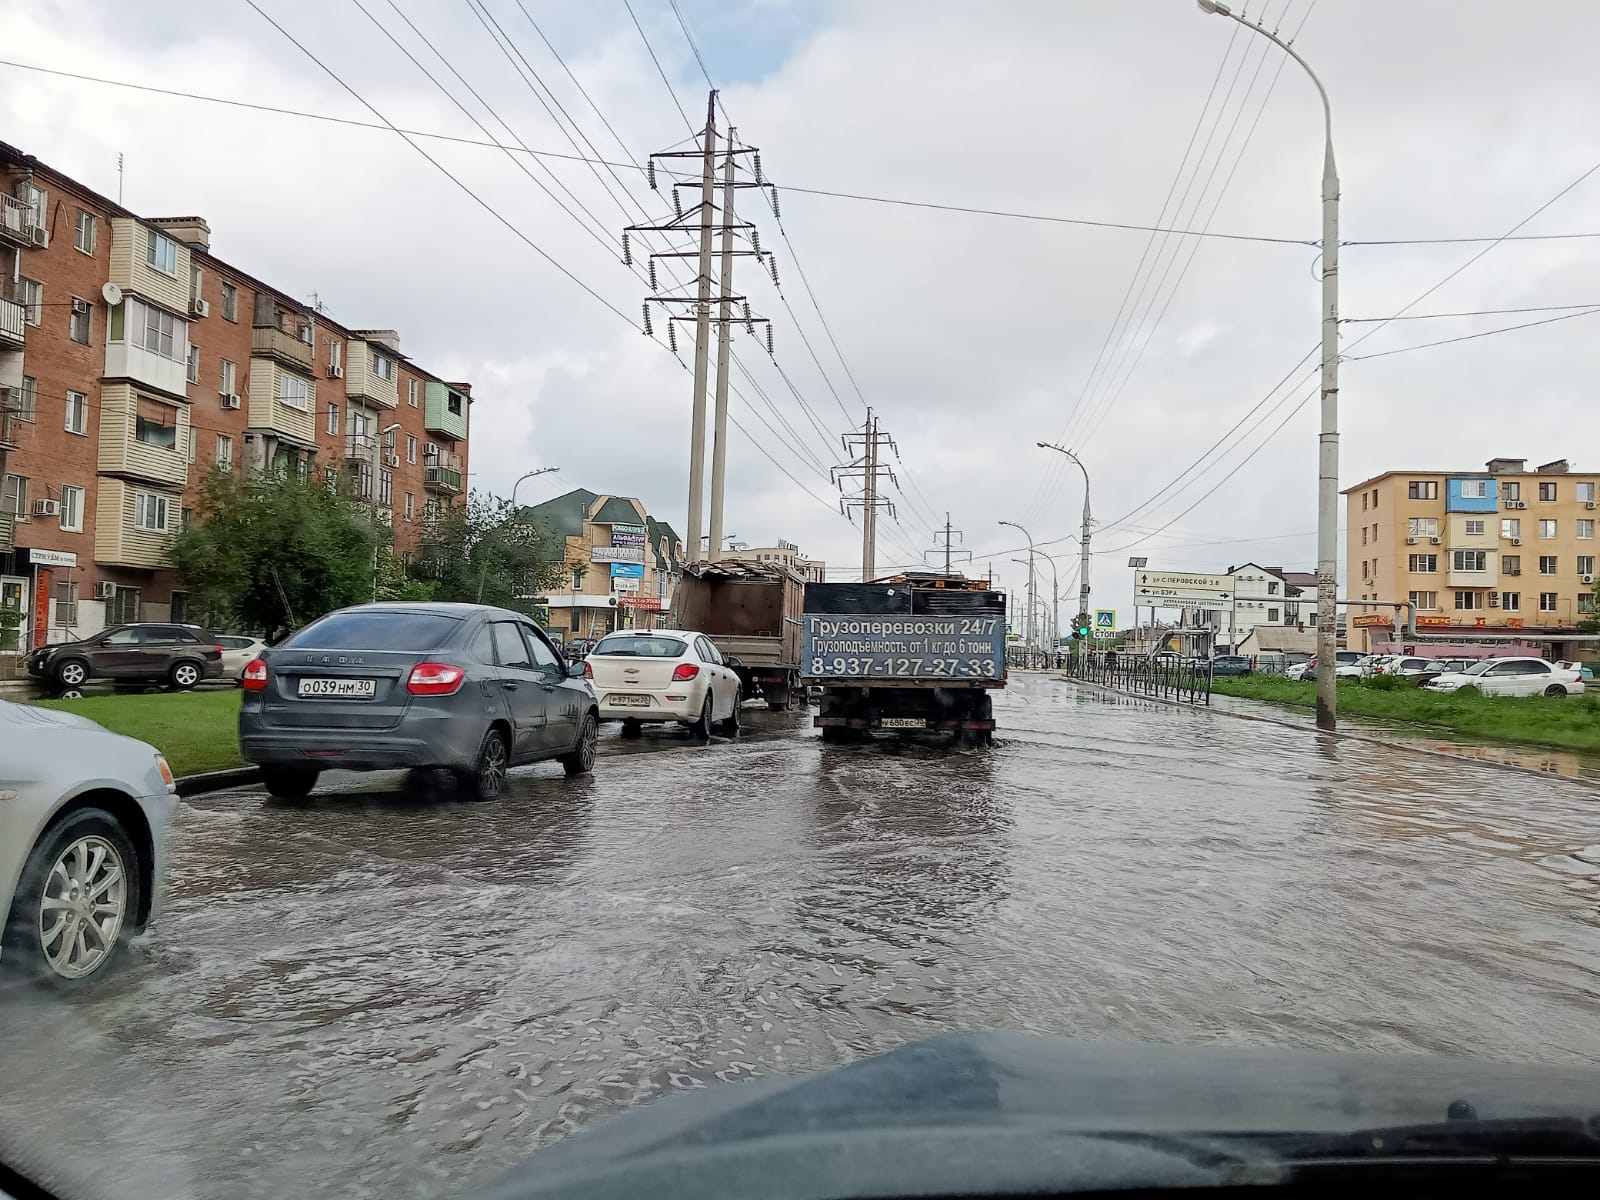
<box><xmin>1344</xmin><ymin>456</ymin><xmax>1599</xmax><ymax>656</ymax></box>
<box><xmin>719</xmin><ymin>540</ymin><xmax>825</xmax><ymax>582</ymax></box>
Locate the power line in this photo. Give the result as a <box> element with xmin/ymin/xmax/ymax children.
<box><xmin>1343</xmin><ymin>303</ymin><xmax>1600</xmax><ymax>321</ymax></box>
<box><xmin>620</xmin><ymin>0</ymin><xmax>693</xmax><ymax>131</ymax></box>
<box><xmin>1343</xmin><ymin>306</ymin><xmax>1600</xmax><ymax>362</ymax></box>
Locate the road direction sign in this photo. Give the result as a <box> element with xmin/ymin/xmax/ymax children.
<box><xmin>1134</xmin><ymin>568</ymin><xmax>1235</xmax><ymax>608</ymax></box>
<box><xmin>1094</xmin><ymin>609</ymin><xmax>1116</xmax><ymax>630</ymax></box>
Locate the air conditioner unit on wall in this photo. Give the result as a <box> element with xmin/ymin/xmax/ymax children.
<box><xmin>1587</xmin><ymin>501</ymin><xmax>1597</xmax><ymax>510</ymax></box>
<box><xmin>1508</xmin><ymin>567</ymin><xmax>1522</xmax><ymax>575</ymax></box>
<box><xmin>71</xmin><ymin>297</ymin><xmax>91</xmax><ymax>315</ymax></box>
<box><xmin>329</xmin><ymin>365</ymin><xmax>344</xmax><ymax>379</ymax></box>
<box><xmin>1406</xmin><ymin>536</ymin><xmax>1417</xmax><ymax>545</ymax></box>
<box><xmin>190</xmin><ymin>297</ymin><xmax>209</xmax><ymax>317</ymax></box>
<box><xmin>384</xmin><ymin>452</ymin><xmax>400</xmax><ymax>467</ymax></box>
<box><xmin>1512</xmin><ymin>500</ymin><xmax>1527</xmax><ymax>509</ymax></box>
<box><xmin>1488</xmin><ymin>593</ymin><xmax>1500</xmax><ymax>606</ymax></box>
<box><xmin>31</xmin><ymin>498</ymin><xmax>58</xmax><ymax>517</ymax></box>
<box><xmin>1430</xmin><ymin>536</ymin><xmax>1442</xmax><ymax>544</ymax></box>
<box><xmin>1585</xmin><ymin>575</ymin><xmax>1596</xmax><ymax>585</ymax></box>
<box><xmin>1511</xmin><ymin>537</ymin><xmax>1522</xmax><ymax>545</ymax></box>
<box><xmin>95</xmin><ymin>581</ymin><xmax>116</xmax><ymax>600</ymax></box>
<box><xmin>28</xmin><ymin>226</ymin><xmax>47</xmax><ymax>247</ymax></box>
<box><xmin>221</xmin><ymin>393</ymin><xmax>241</xmax><ymax>410</ymax></box>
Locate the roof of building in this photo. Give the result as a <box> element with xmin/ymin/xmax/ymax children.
<box><xmin>591</xmin><ymin>496</ymin><xmax>645</xmax><ymax>526</ymax></box>
<box><xmin>1241</xmin><ymin>626</ymin><xmax>1317</xmax><ymax>654</ymax></box>
<box><xmin>1343</xmin><ymin>462</ymin><xmax>1595</xmax><ymax>493</ymax></box>
<box><xmin>520</xmin><ymin>488</ymin><xmax>600</xmax><ymax>550</ymax></box>
<box><xmin>1279</xmin><ymin>571</ymin><xmax>1318</xmax><ymax>590</ymax></box>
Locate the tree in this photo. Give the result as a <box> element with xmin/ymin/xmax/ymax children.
<box><xmin>169</xmin><ymin>469</ymin><xmax>388</xmax><ymax>642</ymax></box>
<box><xmin>1583</xmin><ymin>578</ymin><xmax>1600</xmax><ymax>633</ymax></box>
<box><xmin>410</xmin><ymin>490</ymin><xmax>563</xmax><ymax>616</ymax></box>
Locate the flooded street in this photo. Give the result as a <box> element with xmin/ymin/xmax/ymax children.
<box><xmin>6</xmin><ymin>674</ymin><xmax>1600</xmax><ymax>1199</ymax></box>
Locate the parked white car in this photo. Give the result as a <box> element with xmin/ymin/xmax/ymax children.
<box><xmin>0</xmin><ymin>700</ymin><xmax>179</xmax><ymax>988</ymax></box>
<box><xmin>586</xmin><ymin>629</ymin><xmax>744</xmax><ymax>739</ymax></box>
<box><xmin>1370</xmin><ymin>655</ymin><xmax>1444</xmax><ymax>677</ymax></box>
<box><xmin>1423</xmin><ymin>657</ymin><xmax>1585</xmax><ymax>697</ymax></box>
<box><xmin>217</xmin><ymin>634</ymin><xmax>268</xmax><ymax>681</ymax></box>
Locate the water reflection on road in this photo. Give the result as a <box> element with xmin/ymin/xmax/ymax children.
<box><xmin>4</xmin><ymin>675</ymin><xmax>1600</xmax><ymax>1200</ymax></box>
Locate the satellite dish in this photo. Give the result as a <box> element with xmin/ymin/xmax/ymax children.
<box><xmin>101</xmin><ymin>281</ymin><xmax>123</xmax><ymax>306</ymax></box>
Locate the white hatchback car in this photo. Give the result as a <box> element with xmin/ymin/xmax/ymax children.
<box><xmin>217</xmin><ymin>634</ymin><xmax>268</xmax><ymax>681</ymax></box>
<box><xmin>1423</xmin><ymin>657</ymin><xmax>1585</xmax><ymax>697</ymax></box>
<box><xmin>586</xmin><ymin>629</ymin><xmax>744</xmax><ymax>739</ymax></box>
<box><xmin>0</xmin><ymin>700</ymin><xmax>179</xmax><ymax>988</ymax></box>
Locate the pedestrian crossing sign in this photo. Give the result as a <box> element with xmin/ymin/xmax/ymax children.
<box><xmin>1095</xmin><ymin>609</ymin><xmax>1116</xmax><ymax>630</ymax></box>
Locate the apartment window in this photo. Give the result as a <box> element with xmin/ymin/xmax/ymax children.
<box><xmin>73</xmin><ymin>209</ymin><xmax>96</xmax><ymax>255</ymax></box>
<box><xmin>1266</xmin><ymin>607</ymin><xmax>1279</xmax><ymax>623</ymax></box>
<box><xmin>1502</xmin><ymin>592</ymin><xmax>1520</xmax><ymax>612</ymax></box>
<box><xmin>216</xmin><ymin>434</ymin><xmax>233</xmax><ymax>472</ymax></box>
<box><xmin>134</xmin><ymin>492</ymin><xmax>169</xmax><ymax>532</ymax></box>
<box><xmin>1579</xmin><ymin>482</ymin><xmax>1596</xmax><ymax>504</ymax></box>
<box><xmin>66</xmin><ymin>297</ymin><xmax>92</xmax><ymax>344</ymax></box>
<box><xmin>59</xmin><ymin>484</ymin><xmax>84</xmax><ymax>533</ymax></box>
<box><xmin>1582</xmin><ymin>595</ymin><xmax>1598</xmax><ymax>615</ymax></box>
<box><xmin>55</xmin><ymin>581</ymin><xmax>79</xmax><ymax>628</ymax></box>
<box><xmin>108</xmin><ymin>586</ymin><xmax>142</xmax><ymax>625</ymax></box>
<box><xmin>1464</xmin><ymin>519</ymin><xmax>1484</xmax><ymax>536</ymax></box>
<box><xmin>1407</xmin><ymin>516</ymin><xmax>1439</xmax><ymax>538</ymax></box>
<box><xmin>404</xmin><ymin>492</ymin><xmax>414</xmax><ymax>520</ymax></box>
<box><xmin>373</xmin><ymin>353</ymin><xmax>394</xmax><ymax>381</ymax></box>
<box><xmin>1580</xmin><ymin>556</ymin><xmax>1596</xmax><ymax>577</ymax></box>
<box><xmin>405</xmin><ymin>434</ymin><xmax>416</xmax><ymax>464</ymax></box>
<box><xmin>1501</xmin><ymin>518</ymin><xmax>1521</xmax><ymax>539</ymax></box>
<box><xmin>186</xmin><ymin>343</ymin><xmax>200</xmax><ymax>384</ymax></box>
<box><xmin>1452</xmin><ymin>550</ymin><xmax>1487</xmax><ymax>572</ymax></box>
<box><xmin>1539</xmin><ymin>555</ymin><xmax>1558</xmax><ymax>575</ymax></box>
<box><xmin>116</xmin><ymin>299</ymin><xmax>180</xmax><ymax>359</ymax></box>
<box><xmin>1361</xmin><ymin>526</ymin><xmax>1368</xmax><ymax>546</ymax></box>
<box><xmin>1539</xmin><ymin>481</ymin><xmax>1558</xmax><ymax>502</ymax></box>
<box><xmin>146</xmin><ymin>228</ymin><xmax>178</xmax><ymax>275</ymax></box>
<box><xmin>1409</xmin><ymin>590</ymin><xmax>1438</xmax><ymax>612</ymax></box>
<box><xmin>1504</xmin><ymin>555</ymin><xmax>1521</xmax><ymax>574</ymax></box>
<box><xmin>1</xmin><ymin>474</ymin><xmax>26</xmax><ymax>517</ymax></box>
<box><xmin>219</xmin><ymin>358</ymin><xmax>236</xmax><ymax>394</ymax></box>
<box><xmin>64</xmin><ymin>389</ymin><xmax>87</xmax><ymax>436</ymax></box>
<box><xmin>1408</xmin><ymin>480</ymin><xmax>1438</xmax><ymax>500</ymax></box>
<box><xmin>189</xmin><ymin>264</ymin><xmax>203</xmax><ymax>305</ymax></box>
<box><xmin>12</xmin><ymin>376</ymin><xmax>36</xmax><ymax>422</ymax></box>
<box><xmin>408</xmin><ymin>379</ymin><xmax>419</xmax><ymax>406</ymax></box>
<box><xmin>1539</xmin><ymin>519</ymin><xmax>1558</xmax><ymax>539</ymax></box>
<box><xmin>1460</xmin><ymin>479</ymin><xmax>1488</xmax><ymax>498</ymax></box>
<box><xmin>1503</xmin><ymin>481</ymin><xmax>1521</xmax><ymax>501</ymax></box>
<box><xmin>277</xmin><ymin>372</ymin><xmax>310</xmax><ymax>411</ymax></box>
<box><xmin>1540</xmin><ymin>592</ymin><xmax>1559</xmax><ymax>613</ymax></box>
<box><xmin>134</xmin><ymin>398</ymin><xmax>178</xmax><ymax>450</ymax></box>
<box><xmin>327</xmin><ymin>402</ymin><xmax>340</xmax><ymax>435</ymax></box>
<box><xmin>447</xmin><ymin>391</ymin><xmax>463</xmax><ymax>416</ymax></box>
<box><xmin>328</xmin><ymin>339</ymin><xmax>342</xmax><ymax>374</ymax></box>
<box><xmin>1371</xmin><ymin>488</ymin><xmax>1379</xmax><ymax>509</ymax></box>
<box><xmin>425</xmin><ymin>497</ymin><xmax>442</xmax><ymax>523</ymax></box>
<box><xmin>379</xmin><ymin>469</ymin><xmax>394</xmax><ymax>508</ymax></box>
<box><xmin>1362</xmin><ymin>492</ymin><xmax>1368</xmax><ymax>511</ymax></box>
<box><xmin>18</xmin><ymin>278</ymin><xmax>41</xmax><ymax>326</ymax></box>
<box><xmin>221</xmin><ymin>282</ymin><xmax>238</xmax><ymax>322</ymax></box>
<box><xmin>1408</xmin><ymin>554</ymin><xmax>1437</xmax><ymax>573</ymax></box>
<box><xmin>1454</xmin><ymin>591</ymin><xmax>1484</xmax><ymax>611</ymax></box>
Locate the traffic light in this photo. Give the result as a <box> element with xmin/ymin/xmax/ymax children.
<box><xmin>1074</xmin><ymin>613</ymin><xmax>1091</xmax><ymax>640</ymax></box>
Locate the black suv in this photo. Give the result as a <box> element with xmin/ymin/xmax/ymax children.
<box><xmin>26</xmin><ymin>623</ymin><xmax>225</xmax><ymax>691</ymax></box>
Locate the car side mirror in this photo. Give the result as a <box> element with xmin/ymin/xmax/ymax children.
<box><xmin>724</xmin><ymin>656</ymin><xmax>743</xmax><ymax>669</ymax></box>
<box><xmin>567</xmin><ymin>661</ymin><xmax>587</xmax><ymax>678</ymax></box>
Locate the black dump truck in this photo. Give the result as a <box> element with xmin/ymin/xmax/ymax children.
<box><xmin>801</xmin><ymin>573</ymin><xmax>1008</xmax><ymax>746</ymax></box>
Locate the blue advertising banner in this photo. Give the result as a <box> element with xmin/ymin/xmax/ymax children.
<box><xmin>610</xmin><ymin>562</ymin><xmax>645</xmax><ymax>578</ymax></box>
<box><xmin>801</xmin><ymin>614</ymin><xmax>1005</xmax><ymax>680</ymax></box>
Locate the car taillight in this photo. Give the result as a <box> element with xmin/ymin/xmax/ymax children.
<box><xmin>583</xmin><ymin>661</ymin><xmax>593</xmax><ymax>679</ymax></box>
<box><xmin>241</xmin><ymin>659</ymin><xmax>269</xmax><ymax>691</ymax></box>
<box><xmin>671</xmin><ymin>663</ymin><xmax>700</xmax><ymax>681</ymax></box>
<box><xmin>407</xmin><ymin>662</ymin><xmax>466</xmax><ymax>696</ymax></box>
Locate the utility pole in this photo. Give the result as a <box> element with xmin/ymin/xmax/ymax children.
<box><xmin>629</xmin><ymin>100</ymin><xmax>771</xmax><ymax>565</ymax></box>
<box><xmin>833</xmin><ymin>410</ymin><xmax>897</xmax><ymax>581</ymax></box>
<box><xmin>927</xmin><ymin>513</ymin><xmax>972</xmax><ymax>575</ymax></box>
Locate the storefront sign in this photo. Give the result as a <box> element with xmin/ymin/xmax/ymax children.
<box><xmin>590</xmin><ymin>546</ymin><xmax>644</xmax><ymax>564</ymax></box>
<box><xmin>1351</xmin><ymin>613</ymin><xmax>1390</xmax><ymax>627</ymax></box>
<box><xmin>32</xmin><ymin>568</ymin><xmax>51</xmax><ymax>649</ymax></box>
<box><xmin>28</xmin><ymin>548</ymin><xmax>78</xmax><ymax>568</ymax></box>
<box><xmin>1506</xmin><ymin>618</ymin><xmax>1525</xmax><ymax>629</ymax></box>
<box><xmin>612</xmin><ymin>577</ymin><xmax>641</xmax><ymax>593</ymax></box>
<box><xmin>610</xmin><ymin>523</ymin><xmax>646</xmax><ymax>548</ymax></box>
<box><xmin>619</xmin><ymin>596</ymin><xmax>663</xmax><ymax>611</ymax></box>
<box><xmin>609</xmin><ymin>561</ymin><xmax>644</xmax><ymax>578</ymax></box>
<box><xmin>1416</xmin><ymin>615</ymin><xmax>1452</xmax><ymax>628</ymax></box>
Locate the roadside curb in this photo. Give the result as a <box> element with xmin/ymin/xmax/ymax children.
<box><xmin>1060</xmin><ymin>676</ymin><xmax>1600</xmax><ymax>792</ymax></box>
<box><xmin>175</xmin><ymin>766</ymin><xmax>259</xmax><ymax>796</ymax></box>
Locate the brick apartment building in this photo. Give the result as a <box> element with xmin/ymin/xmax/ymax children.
<box><xmin>0</xmin><ymin>141</ymin><xmax>471</xmax><ymax>651</ymax></box>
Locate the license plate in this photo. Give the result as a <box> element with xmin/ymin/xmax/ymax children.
<box><xmin>297</xmin><ymin>677</ymin><xmax>376</xmax><ymax>699</ymax></box>
<box><xmin>608</xmin><ymin>693</ymin><xmax>650</xmax><ymax>706</ymax></box>
<box><xmin>880</xmin><ymin>717</ymin><xmax>925</xmax><ymax>729</ymax></box>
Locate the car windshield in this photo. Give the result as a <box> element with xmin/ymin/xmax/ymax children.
<box><xmin>592</xmin><ymin>635</ymin><xmax>687</xmax><ymax>657</ymax></box>
<box><xmin>1460</xmin><ymin>660</ymin><xmax>1497</xmax><ymax>676</ymax></box>
<box><xmin>282</xmin><ymin>611</ymin><xmax>461</xmax><ymax>651</ymax></box>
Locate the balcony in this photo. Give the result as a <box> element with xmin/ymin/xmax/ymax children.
<box><xmin>0</xmin><ymin>297</ymin><xmax>23</xmax><ymax>349</ymax></box>
<box><xmin>0</xmin><ymin>194</ymin><xmax>41</xmax><ymax>248</ymax></box>
<box><xmin>94</xmin><ymin>478</ymin><xmax>178</xmax><ymax>570</ymax></box>
<box><xmin>108</xmin><ymin>218</ymin><xmax>188</xmax><ymax>312</ymax></box>
<box><xmin>345</xmin><ymin>341</ymin><xmax>399</xmax><ymax>409</ymax></box>
<box><xmin>424</xmin><ymin>451</ymin><xmax>463</xmax><ymax>495</ymax></box>
<box><xmin>98</xmin><ymin>384</ymin><xmax>191</xmax><ymax>487</ymax></box>
<box><xmin>105</xmin><ymin>338</ymin><xmax>189</xmax><ymax>398</ymax></box>
<box><xmin>251</xmin><ymin>324</ymin><xmax>314</xmax><ymax>371</ymax></box>
<box><xmin>245</xmin><ymin>361</ymin><xmax>316</xmax><ymax>445</ymax></box>
<box><xmin>424</xmin><ymin>381</ymin><xmax>468</xmax><ymax>439</ymax></box>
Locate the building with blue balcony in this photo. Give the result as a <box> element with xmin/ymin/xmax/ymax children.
<box><xmin>1446</xmin><ymin>476</ymin><xmax>1498</xmax><ymax>513</ymax></box>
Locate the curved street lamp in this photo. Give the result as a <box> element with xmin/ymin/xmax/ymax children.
<box><xmin>999</xmin><ymin>520</ymin><xmax>1037</xmax><ymax>667</ymax></box>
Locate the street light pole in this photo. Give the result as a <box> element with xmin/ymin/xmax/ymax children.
<box><xmin>999</xmin><ymin>520</ymin><xmax>1036</xmax><ymax>668</ymax></box>
<box><xmin>480</xmin><ymin>466</ymin><xmax>560</xmax><ymax>604</ymax></box>
<box><xmin>1197</xmin><ymin>0</ymin><xmax>1339</xmax><ymax>729</ymax></box>
<box><xmin>1037</xmin><ymin>443</ymin><xmax>1092</xmax><ymax>630</ymax></box>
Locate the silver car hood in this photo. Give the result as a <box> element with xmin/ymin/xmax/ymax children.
<box><xmin>0</xmin><ymin>698</ymin><xmax>105</xmax><ymax>732</ymax></box>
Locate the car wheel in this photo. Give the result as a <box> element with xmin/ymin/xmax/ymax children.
<box><xmin>2</xmin><ymin>809</ymin><xmax>142</xmax><ymax>989</ymax></box>
<box><xmin>718</xmin><ymin>690</ymin><xmax>742</xmax><ymax>736</ymax></box>
<box><xmin>169</xmin><ymin>660</ymin><xmax>202</xmax><ymax>691</ymax></box>
<box><xmin>688</xmin><ymin>694</ymin><xmax>714</xmax><ymax>741</ymax></box>
<box><xmin>54</xmin><ymin>687</ymin><xmax>84</xmax><ymax>700</ymax></box>
<box><xmin>54</xmin><ymin>658</ymin><xmax>89</xmax><ymax>688</ymax></box>
<box><xmin>561</xmin><ymin>713</ymin><xmax>599</xmax><ymax>776</ymax></box>
<box><xmin>460</xmin><ymin>727</ymin><xmax>509</xmax><ymax>801</ymax></box>
<box><xmin>261</xmin><ymin>766</ymin><xmax>319</xmax><ymax>799</ymax></box>
<box><xmin>1545</xmin><ymin>684</ymin><xmax>1568</xmax><ymax>698</ymax></box>
<box><xmin>619</xmin><ymin>719</ymin><xmax>642</xmax><ymax>740</ymax></box>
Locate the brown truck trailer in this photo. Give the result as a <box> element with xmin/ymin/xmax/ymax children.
<box><xmin>673</xmin><ymin>560</ymin><xmax>806</xmax><ymax>710</ymax></box>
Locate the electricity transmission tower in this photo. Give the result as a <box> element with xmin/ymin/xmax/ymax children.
<box><xmin>626</xmin><ymin>91</ymin><xmax>775</xmax><ymax>560</ymax></box>
<box><xmin>927</xmin><ymin>513</ymin><xmax>972</xmax><ymax>575</ymax></box>
<box><xmin>832</xmin><ymin>409</ymin><xmax>898</xmax><ymax>580</ymax></box>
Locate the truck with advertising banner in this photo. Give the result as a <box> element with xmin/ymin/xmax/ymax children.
<box><xmin>801</xmin><ymin>574</ymin><xmax>1007</xmax><ymax>745</ymax></box>
<box><xmin>673</xmin><ymin>559</ymin><xmax>807</xmax><ymax>709</ymax></box>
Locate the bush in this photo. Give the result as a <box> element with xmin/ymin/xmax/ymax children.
<box><xmin>1362</xmin><ymin>674</ymin><xmax>1413</xmax><ymax>691</ymax></box>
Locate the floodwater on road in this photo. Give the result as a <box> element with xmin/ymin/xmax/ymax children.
<box><xmin>5</xmin><ymin>675</ymin><xmax>1600</xmax><ymax>1200</ymax></box>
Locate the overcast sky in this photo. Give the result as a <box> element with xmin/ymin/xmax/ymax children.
<box><xmin>6</xmin><ymin>0</ymin><xmax>1600</xmax><ymax>625</ymax></box>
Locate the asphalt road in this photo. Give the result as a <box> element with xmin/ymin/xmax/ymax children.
<box><xmin>5</xmin><ymin>674</ymin><xmax>1600</xmax><ymax>1200</ymax></box>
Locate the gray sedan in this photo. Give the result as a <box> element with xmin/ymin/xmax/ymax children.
<box><xmin>239</xmin><ymin>602</ymin><xmax>600</xmax><ymax>801</ymax></box>
<box><xmin>0</xmin><ymin>700</ymin><xmax>178</xmax><ymax>988</ymax></box>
